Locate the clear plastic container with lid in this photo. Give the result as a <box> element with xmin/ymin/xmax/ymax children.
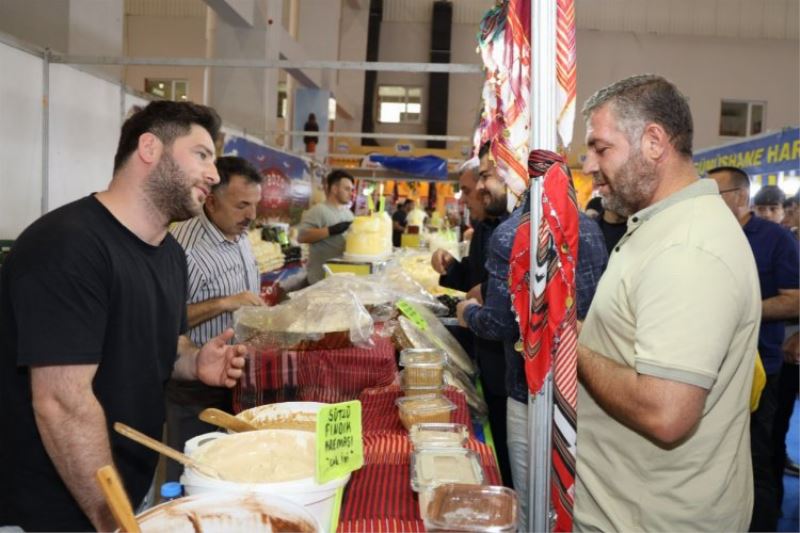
<box><xmin>399</xmin><ymin>370</ymin><xmax>444</xmax><ymax>397</ymax></box>
<box><xmin>409</xmin><ymin>422</ymin><xmax>469</xmax><ymax>449</ymax></box>
<box><xmin>409</xmin><ymin>447</ymin><xmax>484</xmax><ymax>492</ymax></box>
<box><xmin>396</xmin><ymin>394</ymin><xmax>456</xmax><ymax>430</ymax></box>
<box><xmin>399</xmin><ymin>348</ymin><xmax>446</xmax><ymax>387</ymax></box>
<box><xmin>423</xmin><ymin>483</ymin><xmax>518</xmax><ymax>532</ymax></box>
<box><xmin>399</xmin><ymin>348</ymin><xmax>447</xmax><ymax>367</ymax></box>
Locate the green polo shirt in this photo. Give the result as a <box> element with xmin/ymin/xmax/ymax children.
<box><xmin>575</xmin><ymin>179</ymin><xmax>760</xmax><ymax>532</ymax></box>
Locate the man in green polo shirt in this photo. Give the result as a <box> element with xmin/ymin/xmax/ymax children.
<box><xmin>574</xmin><ymin>74</ymin><xmax>759</xmax><ymax>531</ymax></box>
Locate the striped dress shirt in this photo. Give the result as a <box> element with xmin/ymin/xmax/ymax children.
<box><xmin>171</xmin><ymin>210</ymin><xmax>259</xmax><ymax>346</ymax></box>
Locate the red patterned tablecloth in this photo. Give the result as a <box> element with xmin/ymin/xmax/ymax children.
<box><xmin>232</xmin><ymin>333</ymin><xmax>398</xmax><ymax>413</ymax></box>
<box><xmin>338</xmin><ymin>386</ymin><xmax>501</xmax><ymax>533</ymax></box>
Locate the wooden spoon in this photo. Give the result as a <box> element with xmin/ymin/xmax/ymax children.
<box><xmin>95</xmin><ymin>465</ymin><xmax>141</xmax><ymax>533</ymax></box>
<box><xmin>113</xmin><ymin>422</ymin><xmax>222</xmax><ymax>480</ymax></box>
<box><xmin>199</xmin><ymin>408</ymin><xmax>257</xmax><ymax>433</ymax></box>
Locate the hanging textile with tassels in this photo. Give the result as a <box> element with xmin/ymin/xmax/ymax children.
<box><xmin>509</xmin><ymin>151</ymin><xmax>579</xmax><ymax>532</ymax></box>
<box><xmin>474</xmin><ymin>0</ymin><xmax>531</xmax><ymax>211</ymax></box>
<box><xmin>556</xmin><ymin>0</ymin><xmax>576</xmax><ymax>148</ymax></box>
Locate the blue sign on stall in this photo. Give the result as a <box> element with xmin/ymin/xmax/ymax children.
<box><xmin>694</xmin><ymin>127</ymin><xmax>800</xmax><ymax>177</ymax></box>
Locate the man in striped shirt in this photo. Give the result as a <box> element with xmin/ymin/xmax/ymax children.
<box><xmin>165</xmin><ymin>156</ymin><xmax>265</xmax><ymax>481</ymax></box>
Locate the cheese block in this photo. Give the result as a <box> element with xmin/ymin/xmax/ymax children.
<box><xmin>344</xmin><ymin>212</ymin><xmax>392</xmax><ymax>259</ymax></box>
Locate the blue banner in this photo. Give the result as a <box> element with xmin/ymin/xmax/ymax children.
<box><xmin>694</xmin><ymin>127</ymin><xmax>800</xmax><ymax>176</ymax></box>
<box><xmin>223</xmin><ymin>135</ymin><xmax>312</xmax><ymax>225</ymax></box>
<box><xmin>368</xmin><ymin>154</ymin><xmax>448</xmax><ymax>179</ymax></box>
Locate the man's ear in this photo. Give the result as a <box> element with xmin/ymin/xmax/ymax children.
<box><xmin>205</xmin><ymin>191</ymin><xmax>217</xmax><ymax>212</ymax></box>
<box><xmin>137</xmin><ymin>132</ymin><xmax>163</xmax><ymax>165</ymax></box>
<box><xmin>641</xmin><ymin>123</ymin><xmax>669</xmax><ymax>162</ymax></box>
<box><xmin>737</xmin><ymin>188</ymin><xmax>751</xmax><ymax>210</ymax></box>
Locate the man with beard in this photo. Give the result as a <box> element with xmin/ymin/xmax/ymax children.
<box><xmin>0</xmin><ymin>101</ymin><xmax>247</xmax><ymax>532</ymax></box>
<box><xmin>574</xmin><ymin>75</ymin><xmax>759</xmax><ymax>531</ymax></box>
<box><xmin>431</xmin><ymin>143</ymin><xmax>513</xmax><ymax>487</ymax></box>
<box><xmin>165</xmin><ymin>156</ymin><xmax>265</xmax><ymax>482</ymax></box>
<box><xmin>457</xmin><ymin>150</ymin><xmax>608</xmax><ymax>531</ymax></box>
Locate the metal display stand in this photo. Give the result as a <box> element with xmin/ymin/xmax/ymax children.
<box><xmin>528</xmin><ymin>2</ymin><xmax>559</xmax><ymax>532</ymax></box>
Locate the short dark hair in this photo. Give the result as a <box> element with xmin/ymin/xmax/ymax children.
<box><xmin>113</xmin><ymin>100</ymin><xmax>222</xmax><ymax>173</ymax></box>
<box><xmin>326</xmin><ymin>169</ymin><xmax>354</xmax><ymax>190</ymax></box>
<box><xmin>753</xmin><ymin>185</ymin><xmax>786</xmax><ymax>207</ymax></box>
<box><xmin>213</xmin><ymin>156</ymin><xmax>262</xmax><ymax>192</ymax></box>
<box><xmin>583</xmin><ymin>74</ymin><xmax>694</xmax><ymax>158</ymax></box>
<box><xmin>707</xmin><ymin>166</ymin><xmax>750</xmax><ymax>189</ymax></box>
<box><xmin>478</xmin><ymin>141</ymin><xmax>492</xmax><ymax>159</ymax></box>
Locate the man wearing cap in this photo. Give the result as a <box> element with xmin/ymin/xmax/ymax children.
<box><xmin>709</xmin><ymin>166</ymin><xmax>799</xmax><ymax>531</ymax></box>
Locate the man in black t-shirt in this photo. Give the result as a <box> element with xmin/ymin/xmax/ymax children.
<box><xmin>0</xmin><ymin>101</ymin><xmax>247</xmax><ymax>532</ymax></box>
<box><xmin>392</xmin><ymin>199</ymin><xmax>413</xmax><ymax>247</ymax></box>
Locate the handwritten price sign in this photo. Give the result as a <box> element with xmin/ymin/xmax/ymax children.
<box><xmin>315</xmin><ymin>400</ymin><xmax>364</xmax><ymax>484</ymax></box>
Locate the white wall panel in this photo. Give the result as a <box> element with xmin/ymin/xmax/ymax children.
<box><xmin>571</xmin><ymin>30</ymin><xmax>800</xmax><ymax>160</ymax></box>
<box><xmin>124</xmin><ymin>92</ymin><xmax>152</xmax><ymax>117</ymax></box>
<box><xmin>0</xmin><ymin>44</ymin><xmax>43</xmax><ymax>239</ymax></box>
<box><xmin>48</xmin><ymin>64</ymin><xmax>121</xmax><ymax>210</ymax></box>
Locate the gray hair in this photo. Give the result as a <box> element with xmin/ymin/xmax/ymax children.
<box><xmin>458</xmin><ymin>156</ymin><xmax>480</xmax><ymax>176</ymax></box>
<box><xmin>582</xmin><ymin>74</ymin><xmax>694</xmax><ymax>157</ymax></box>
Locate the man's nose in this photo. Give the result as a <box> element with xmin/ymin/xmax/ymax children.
<box><xmin>207</xmin><ymin>162</ymin><xmax>220</xmax><ymax>185</ymax></box>
<box><xmin>582</xmin><ymin>152</ymin><xmax>598</xmax><ymax>174</ymax></box>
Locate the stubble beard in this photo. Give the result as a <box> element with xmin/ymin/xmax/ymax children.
<box><xmin>143</xmin><ymin>151</ymin><xmax>200</xmax><ymax>223</ymax></box>
<box><xmin>600</xmin><ymin>150</ymin><xmax>658</xmax><ymax>218</ymax></box>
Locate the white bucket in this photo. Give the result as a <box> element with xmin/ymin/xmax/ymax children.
<box><xmin>181</xmin><ymin>431</ymin><xmax>350</xmax><ymax>533</ymax></box>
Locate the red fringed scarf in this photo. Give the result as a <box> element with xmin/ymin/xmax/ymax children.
<box><xmin>509</xmin><ymin>153</ymin><xmax>578</xmax><ymax>532</ymax></box>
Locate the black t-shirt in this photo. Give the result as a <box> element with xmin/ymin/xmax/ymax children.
<box><xmin>0</xmin><ymin>195</ymin><xmax>188</xmax><ymax>531</ymax></box>
<box><xmin>392</xmin><ymin>209</ymin><xmax>408</xmax><ymax>247</ymax></box>
<box><xmin>596</xmin><ymin>216</ymin><xmax>628</xmax><ymax>254</ymax></box>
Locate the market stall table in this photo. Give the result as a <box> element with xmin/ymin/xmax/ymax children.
<box><xmin>338</xmin><ymin>385</ymin><xmax>502</xmax><ymax>533</ymax></box>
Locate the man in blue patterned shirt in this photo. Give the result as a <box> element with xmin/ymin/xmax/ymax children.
<box><xmin>457</xmin><ymin>185</ymin><xmax>607</xmax><ymax>531</ymax></box>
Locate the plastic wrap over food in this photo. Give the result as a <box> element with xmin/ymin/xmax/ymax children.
<box><xmin>370</xmin><ymin>269</ymin><xmax>448</xmax><ymax>316</ymax></box>
<box><xmin>288</xmin><ymin>274</ymin><xmax>394</xmax><ymax>307</ymax></box>
<box><xmin>444</xmin><ymin>368</ymin><xmax>488</xmax><ymax>420</ymax></box>
<box><xmin>393</xmin><ymin>313</ymin><xmax>476</xmax><ymax>378</ymax></box>
<box><xmin>234</xmin><ymin>289</ymin><xmax>374</xmax><ymax>349</ymax></box>
<box><xmin>288</xmin><ymin>274</ymin><xmax>397</xmax><ymax>322</ymax></box>
<box><xmin>384</xmin><ymin>250</ymin><xmax>464</xmax><ymax>298</ymax></box>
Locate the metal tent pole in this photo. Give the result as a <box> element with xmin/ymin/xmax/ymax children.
<box><xmin>528</xmin><ymin>1</ymin><xmax>558</xmax><ymax>531</ymax></box>
<box><xmin>47</xmin><ymin>54</ymin><xmax>483</xmax><ymax>74</ymax></box>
